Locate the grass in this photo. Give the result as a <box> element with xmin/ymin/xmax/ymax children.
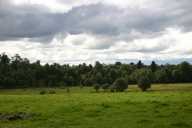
<box><xmin>0</xmin><ymin>83</ymin><xmax>192</xmax><ymax>128</ymax></box>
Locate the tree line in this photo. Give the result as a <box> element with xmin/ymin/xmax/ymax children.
<box><xmin>0</xmin><ymin>53</ymin><xmax>192</xmax><ymax>90</ymax></box>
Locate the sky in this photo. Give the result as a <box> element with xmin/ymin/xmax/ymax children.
<box><xmin>0</xmin><ymin>0</ymin><xmax>192</xmax><ymax>64</ymax></box>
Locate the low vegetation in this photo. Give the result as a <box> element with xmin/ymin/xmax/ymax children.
<box><xmin>0</xmin><ymin>112</ymin><xmax>36</xmax><ymax>121</ymax></box>
<box><xmin>0</xmin><ymin>84</ymin><xmax>191</xmax><ymax>128</ymax></box>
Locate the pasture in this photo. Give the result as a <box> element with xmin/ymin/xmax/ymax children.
<box><xmin>0</xmin><ymin>84</ymin><xmax>192</xmax><ymax>128</ymax></box>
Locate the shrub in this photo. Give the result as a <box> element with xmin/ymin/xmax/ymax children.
<box><xmin>39</xmin><ymin>90</ymin><xmax>46</xmax><ymax>95</ymax></box>
<box><xmin>66</xmin><ymin>87</ymin><xmax>70</xmax><ymax>93</ymax></box>
<box><xmin>48</xmin><ymin>90</ymin><xmax>56</xmax><ymax>94</ymax></box>
<box><xmin>112</xmin><ymin>78</ymin><xmax>128</xmax><ymax>92</ymax></box>
<box><xmin>94</xmin><ymin>84</ymin><xmax>100</xmax><ymax>92</ymax></box>
<box><xmin>135</xmin><ymin>69</ymin><xmax>152</xmax><ymax>91</ymax></box>
<box><xmin>102</xmin><ymin>83</ymin><xmax>110</xmax><ymax>91</ymax></box>
<box><xmin>109</xmin><ymin>84</ymin><xmax>115</xmax><ymax>92</ymax></box>
<box><xmin>138</xmin><ymin>76</ymin><xmax>151</xmax><ymax>91</ymax></box>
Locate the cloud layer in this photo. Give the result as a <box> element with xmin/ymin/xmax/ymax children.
<box><xmin>0</xmin><ymin>0</ymin><xmax>192</xmax><ymax>64</ymax></box>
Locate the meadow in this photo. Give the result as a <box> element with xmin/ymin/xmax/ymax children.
<box><xmin>0</xmin><ymin>84</ymin><xmax>192</xmax><ymax>128</ymax></box>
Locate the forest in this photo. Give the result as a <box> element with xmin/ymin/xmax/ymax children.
<box><xmin>0</xmin><ymin>53</ymin><xmax>192</xmax><ymax>89</ymax></box>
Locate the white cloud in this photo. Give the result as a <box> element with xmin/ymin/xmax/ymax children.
<box><xmin>0</xmin><ymin>28</ymin><xmax>192</xmax><ymax>64</ymax></box>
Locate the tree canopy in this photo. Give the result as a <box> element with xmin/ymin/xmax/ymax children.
<box><xmin>0</xmin><ymin>53</ymin><xmax>192</xmax><ymax>89</ymax></box>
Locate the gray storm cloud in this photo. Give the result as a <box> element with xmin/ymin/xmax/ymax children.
<box><xmin>0</xmin><ymin>0</ymin><xmax>192</xmax><ymax>43</ymax></box>
<box><xmin>0</xmin><ymin>0</ymin><xmax>192</xmax><ymax>59</ymax></box>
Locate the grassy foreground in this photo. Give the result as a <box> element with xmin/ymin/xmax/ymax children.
<box><xmin>0</xmin><ymin>84</ymin><xmax>192</xmax><ymax>128</ymax></box>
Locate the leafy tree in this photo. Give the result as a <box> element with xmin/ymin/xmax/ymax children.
<box><xmin>137</xmin><ymin>60</ymin><xmax>144</xmax><ymax>69</ymax></box>
<box><xmin>135</xmin><ymin>69</ymin><xmax>152</xmax><ymax>91</ymax></box>
<box><xmin>115</xmin><ymin>62</ymin><xmax>122</xmax><ymax>66</ymax></box>
<box><xmin>94</xmin><ymin>61</ymin><xmax>103</xmax><ymax>73</ymax></box>
<box><xmin>111</xmin><ymin>78</ymin><xmax>128</xmax><ymax>92</ymax></box>
<box><xmin>94</xmin><ymin>84</ymin><xmax>100</xmax><ymax>92</ymax></box>
<box><xmin>94</xmin><ymin>72</ymin><xmax>104</xmax><ymax>85</ymax></box>
<box><xmin>138</xmin><ymin>76</ymin><xmax>151</xmax><ymax>91</ymax></box>
<box><xmin>178</xmin><ymin>61</ymin><xmax>192</xmax><ymax>82</ymax></box>
<box><xmin>150</xmin><ymin>61</ymin><xmax>157</xmax><ymax>72</ymax></box>
<box><xmin>83</xmin><ymin>77</ymin><xmax>94</xmax><ymax>86</ymax></box>
<box><xmin>0</xmin><ymin>53</ymin><xmax>10</xmax><ymax>65</ymax></box>
<box><xmin>172</xmin><ymin>69</ymin><xmax>182</xmax><ymax>82</ymax></box>
<box><xmin>132</xmin><ymin>68</ymin><xmax>151</xmax><ymax>82</ymax></box>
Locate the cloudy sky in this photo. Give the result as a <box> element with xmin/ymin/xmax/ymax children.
<box><xmin>0</xmin><ymin>0</ymin><xmax>192</xmax><ymax>64</ymax></box>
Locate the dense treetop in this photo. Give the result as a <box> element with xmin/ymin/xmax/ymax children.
<box><xmin>0</xmin><ymin>53</ymin><xmax>191</xmax><ymax>89</ymax></box>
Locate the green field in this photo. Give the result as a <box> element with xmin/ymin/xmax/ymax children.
<box><xmin>0</xmin><ymin>84</ymin><xmax>192</xmax><ymax>128</ymax></box>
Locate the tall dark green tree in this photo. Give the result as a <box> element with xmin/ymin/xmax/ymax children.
<box><xmin>150</xmin><ymin>61</ymin><xmax>158</xmax><ymax>72</ymax></box>
<box><xmin>137</xmin><ymin>60</ymin><xmax>144</xmax><ymax>69</ymax></box>
<box><xmin>178</xmin><ymin>61</ymin><xmax>192</xmax><ymax>82</ymax></box>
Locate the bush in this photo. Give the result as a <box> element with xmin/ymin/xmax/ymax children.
<box><xmin>94</xmin><ymin>84</ymin><xmax>100</xmax><ymax>92</ymax></box>
<box><xmin>102</xmin><ymin>83</ymin><xmax>110</xmax><ymax>91</ymax></box>
<box><xmin>66</xmin><ymin>87</ymin><xmax>70</xmax><ymax>93</ymax></box>
<box><xmin>112</xmin><ymin>78</ymin><xmax>128</xmax><ymax>92</ymax></box>
<box><xmin>135</xmin><ymin>69</ymin><xmax>152</xmax><ymax>91</ymax></box>
<box><xmin>39</xmin><ymin>90</ymin><xmax>47</xmax><ymax>95</ymax></box>
<box><xmin>138</xmin><ymin>76</ymin><xmax>151</xmax><ymax>91</ymax></box>
<box><xmin>109</xmin><ymin>84</ymin><xmax>115</xmax><ymax>92</ymax></box>
<box><xmin>48</xmin><ymin>90</ymin><xmax>56</xmax><ymax>94</ymax></box>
